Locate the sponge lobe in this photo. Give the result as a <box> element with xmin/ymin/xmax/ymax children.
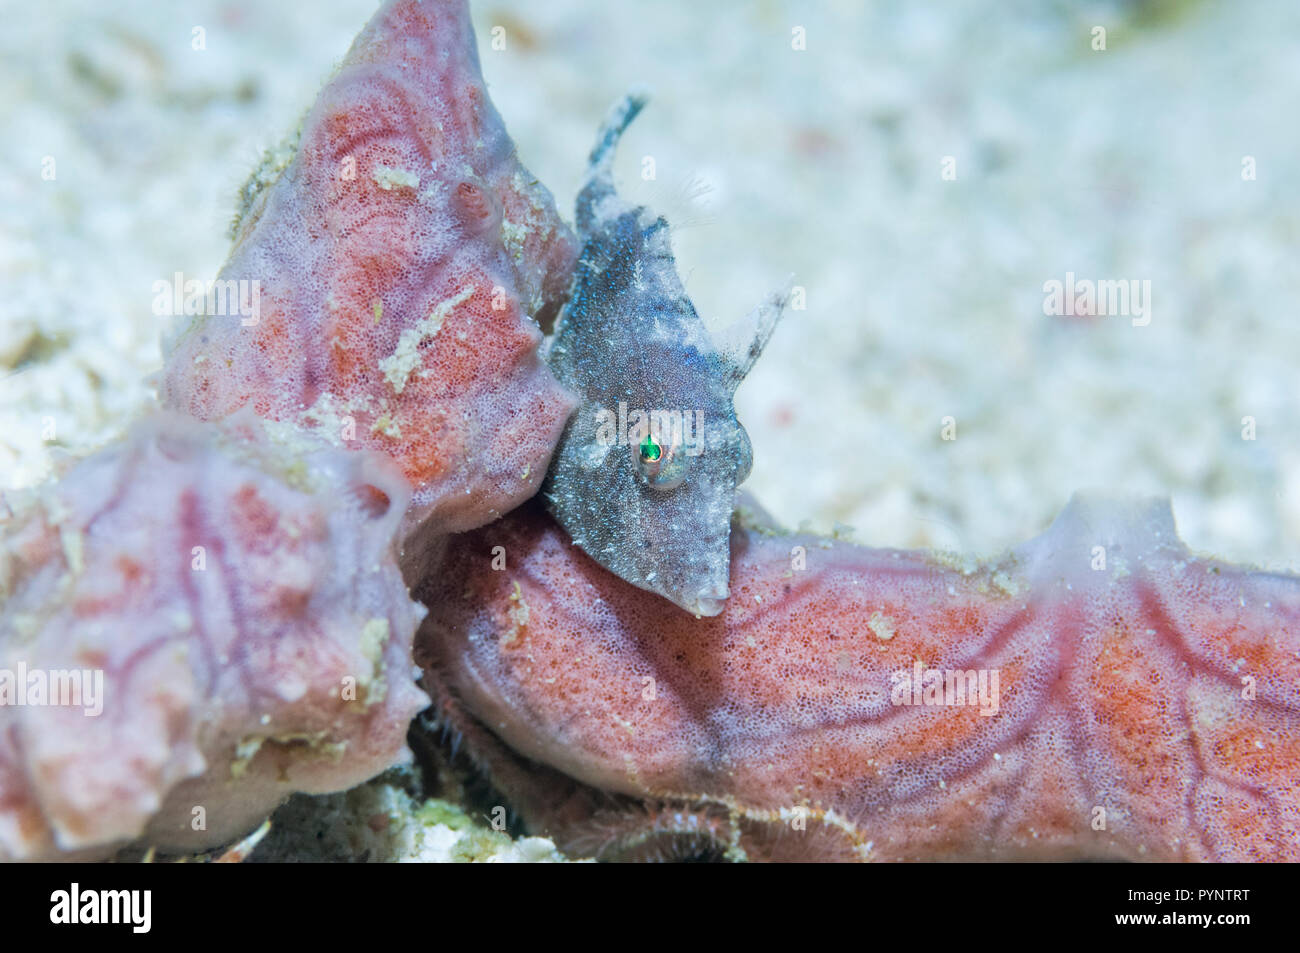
<box><xmin>418</xmin><ymin>495</ymin><xmax>1300</xmax><ymax>861</ymax></box>
<box><xmin>0</xmin><ymin>412</ymin><xmax>429</xmax><ymax>860</ymax></box>
<box><xmin>160</xmin><ymin>0</ymin><xmax>578</xmax><ymax>538</ymax></box>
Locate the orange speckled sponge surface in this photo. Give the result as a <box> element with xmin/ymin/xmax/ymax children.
<box><xmin>418</xmin><ymin>497</ymin><xmax>1299</xmax><ymax>861</ymax></box>
<box><xmin>160</xmin><ymin>0</ymin><xmax>577</xmax><ymax>538</ymax></box>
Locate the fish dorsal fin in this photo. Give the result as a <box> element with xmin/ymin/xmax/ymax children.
<box><xmin>576</xmin><ymin>90</ymin><xmax>650</xmax><ymax>234</ymax></box>
<box><xmin>716</xmin><ymin>281</ymin><xmax>792</xmax><ymax>393</ymax></box>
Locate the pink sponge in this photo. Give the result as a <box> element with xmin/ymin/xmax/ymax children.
<box><xmin>418</xmin><ymin>497</ymin><xmax>1300</xmax><ymax>861</ymax></box>
<box><xmin>0</xmin><ymin>412</ymin><xmax>428</xmax><ymax>860</ymax></box>
<box><xmin>160</xmin><ymin>0</ymin><xmax>578</xmax><ymax>539</ymax></box>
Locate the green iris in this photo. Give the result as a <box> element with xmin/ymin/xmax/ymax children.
<box><xmin>638</xmin><ymin>434</ymin><xmax>662</xmax><ymax>462</ymax></box>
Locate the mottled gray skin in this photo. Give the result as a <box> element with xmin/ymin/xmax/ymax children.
<box><xmin>542</xmin><ymin>94</ymin><xmax>786</xmax><ymax>617</ymax></box>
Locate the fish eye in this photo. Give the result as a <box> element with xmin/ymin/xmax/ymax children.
<box><xmin>636</xmin><ymin>432</ymin><xmax>689</xmax><ymax>490</ymax></box>
<box><xmin>638</xmin><ymin>433</ymin><xmax>662</xmax><ymax>462</ymax></box>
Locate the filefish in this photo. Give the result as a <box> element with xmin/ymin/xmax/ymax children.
<box><xmin>543</xmin><ymin>93</ymin><xmax>788</xmax><ymax>617</ymax></box>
